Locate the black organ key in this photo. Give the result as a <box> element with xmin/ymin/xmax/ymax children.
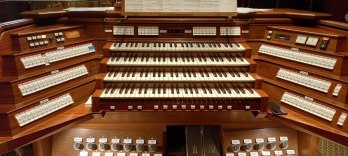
<box><xmin>105</xmin><ymin>88</ymin><xmax>111</xmax><ymax>94</ymax></box>
<box><xmin>215</xmin><ymin>88</ymin><xmax>221</xmax><ymax>94</ymax></box>
<box><xmin>235</xmin><ymin>72</ymin><xmax>240</xmax><ymax>77</ymax></box>
<box><xmin>247</xmin><ymin>88</ymin><xmax>254</xmax><ymax>94</ymax></box>
<box><xmin>202</xmin><ymin>87</ymin><xmax>207</xmax><ymax>94</ymax></box>
<box><xmin>239</xmin><ymin>88</ymin><xmax>245</xmax><ymax>94</ymax></box>
<box><xmin>233</xmin><ymin>88</ymin><xmax>240</xmax><ymax>94</ymax></box>
<box><xmin>138</xmin><ymin>87</ymin><xmax>143</xmax><ymax>94</ymax></box>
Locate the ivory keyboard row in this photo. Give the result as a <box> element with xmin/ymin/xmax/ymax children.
<box><xmin>100</xmin><ymin>87</ymin><xmax>261</xmax><ymax>99</ymax></box>
<box><xmin>276</xmin><ymin>68</ymin><xmax>331</xmax><ymax>93</ymax></box>
<box><xmin>15</xmin><ymin>94</ymin><xmax>73</xmax><ymax>127</ymax></box>
<box><xmin>18</xmin><ymin>65</ymin><xmax>88</xmax><ymax>96</ymax></box>
<box><xmin>20</xmin><ymin>43</ymin><xmax>95</xmax><ymax>69</ymax></box>
<box><xmin>103</xmin><ymin>71</ymin><xmax>254</xmax><ymax>82</ymax></box>
<box><xmin>110</xmin><ymin>42</ymin><xmax>245</xmax><ymax>52</ymax></box>
<box><xmin>258</xmin><ymin>44</ymin><xmax>337</xmax><ymax>70</ymax></box>
<box><xmin>107</xmin><ymin>56</ymin><xmax>249</xmax><ymax>66</ymax></box>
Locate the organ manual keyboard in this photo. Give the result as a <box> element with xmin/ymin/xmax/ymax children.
<box><xmin>92</xmin><ymin>38</ymin><xmax>268</xmax><ymax>113</ymax></box>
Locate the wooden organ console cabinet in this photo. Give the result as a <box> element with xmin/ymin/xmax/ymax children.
<box><xmin>1</xmin><ymin>7</ymin><xmax>348</xmax><ymax>156</ymax></box>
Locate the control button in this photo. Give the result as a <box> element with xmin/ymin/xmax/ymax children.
<box><xmin>111</xmin><ymin>138</ymin><xmax>121</xmax><ymax>151</ymax></box>
<box><xmin>59</xmin><ymin>32</ymin><xmax>63</xmax><ymax>36</ymax></box>
<box><xmin>254</xmin><ymin>138</ymin><xmax>264</xmax><ymax>151</ymax></box>
<box><xmin>112</xmin><ymin>143</ymin><xmax>120</xmax><ymax>151</ymax></box>
<box><xmin>137</xmin><ymin>105</ymin><xmax>142</xmax><ymax>110</ymax></box>
<box><xmin>241</xmin><ymin>144</ymin><xmax>252</xmax><ymax>152</ymax></box>
<box><xmin>200</xmin><ymin>105</ymin><xmax>205</xmax><ymax>110</ymax></box>
<box><xmin>41</xmin><ymin>35</ymin><xmax>46</xmax><ymax>39</ymax></box>
<box><xmin>128</xmin><ymin>105</ymin><xmax>133</xmax><ymax>110</ymax></box>
<box><xmin>267</xmin><ymin>36</ymin><xmax>271</xmax><ymax>40</ymax></box>
<box><xmin>279</xmin><ymin>141</ymin><xmax>288</xmax><ymax>149</ymax></box>
<box><xmin>227</xmin><ymin>105</ymin><xmax>232</xmax><ymax>110</ymax></box>
<box><xmin>266</xmin><ymin>142</ymin><xmax>276</xmax><ymax>150</ymax></box>
<box><xmin>27</xmin><ymin>37</ymin><xmax>32</xmax><ymax>41</ymax></box>
<box><xmin>254</xmin><ymin>142</ymin><xmax>264</xmax><ymax>151</ymax></box>
<box><xmin>136</xmin><ymin>138</ymin><xmax>145</xmax><ymax>152</ymax></box>
<box><xmin>61</xmin><ymin>38</ymin><xmax>65</xmax><ymax>42</ymax></box>
<box><xmin>32</xmin><ymin>36</ymin><xmax>37</xmax><ymax>40</ymax></box>
<box><xmin>29</xmin><ymin>43</ymin><xmax>35</xmax><ymax>47</ymax></box>
<box><xmin>218</xmin><ymin>105</ymin><xmax>223</xmax><ymax>110</ymax></box>
<box><xmin>123</xmin><ymin>143</ymin><xmax>132</xmax><ymax>152</ymax></box>
<box><xmin>268</xmin><ymin>31</ymin><xmax>273</xmax><ymax>35</ymax></box>
<box><xmin>86</xmin><ymin>142</ymin><xmax>97</xmax><ymax>151</ymax></box>
<box><xmin>123</xmin><ymin>138</ymin><xmax>132</xmax><ymax>152</ymax></box>
<box><xmin>37</xmin><ymin>35</ymin><xmax>42</xmax><ymax>39</ymax></box>
<box><xmin>172</xmin><ymin>105</ymin><xmax>177</xmax><ymax>110</ymax></box>
<box><xmin>163</xmin><ymin>105</ymin><xmax>168</xmax><ymax>110</ymax></box>
<box><xmin>54</xmin><ymin>33</ymin><xmax>59</xmax><ymax>37</ymax></box>
<box><xmin>241</xmin><ymin>139</ymin><xmax>252</xmax><ymax>152</ymax></box>
<box><xmin>181</xmin><ymin>105</ymin><xmax>186</xmax><ymax>110</ymax></box>
<box><xmin>44</xmin><ymin>40</ymin><xmax>49</xmax><ymax>45</ymax></box>
<box><xmin>39</xmin><ymin>41</ymin><xmax>44</xmax><ymax>45</ymax></box>
<box><xmin>209</xmin><ymin>105</ymin><xmax>214</xmax><ymax>110</ymax></box>
<box><xmin>190</xmin><ymin>105</ymin><xmax>195</xmax><ymax>110</ymax></box>
<box><xmin>245</xmin><ymin>105</ymin><xmax>250</xmax><ymax>110</ymax></box>
<box><xmin>279</xmin><ymin>136</ymin><xmax>288</xmax><ymax>149</ymax></box>
<box><xmin>319</xmin><ymin>37</ymin><xmax>330</xmax><ymax>50</ymax></box>
<box><xmin>34</xmin><ymin>42</ymin><xmax>39</xmax><ymax>46</ymax></box>
<box><xmin>73</xmin><ymin>142</ymin><xmax>84</xmax><ymax>150</ymax></box>
<box><xmin>99</xmin><ymin>142</ymin><xmax>110</xmax><ymax>151</ymax></box>
<box><xmin>148</xmin><ymin>139</ymin><xmax>157</xmax><ymax>153</ymax></box>
<box><xmin>231</xmin><ymin>140</ymin><xmax>241</xmax><ymax>152</ymax></box>
<box><xmin>56</xmin><ymin>38</ymin><xmax>61</xmax><ymax>42</ymax></box>
<box><xmin>154</xmin><ymin>105</ymin><xmax>159</xmax><ymax>110</ymax></box>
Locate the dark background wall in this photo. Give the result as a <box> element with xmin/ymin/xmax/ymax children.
<box><xmin>0</xmin><ymin>0</ymin><xmax>347</xmax><ymax>23</ymax></box>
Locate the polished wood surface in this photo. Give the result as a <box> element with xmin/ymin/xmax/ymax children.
<box><xmin>0</xmin><ymin>103</ymin><xmax>94</xmax><ymax>154</ymax></box>
<box><xmin>255</xmin><ymin>59</ymin><xmax>348</xmax><ymax>108</ymax></box>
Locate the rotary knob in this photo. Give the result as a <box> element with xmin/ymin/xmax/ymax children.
<box><xmin>73</xmin><ymin>142</ymin><xmax>84</xmax><ymax>150</ymax></box>
<box><xmin>86</xmin><ymin>142</ymin><xmax>97</xmax><ymax>151</ymax></box>
<box><xmin>148</xmin><ymin>144</ymin><xmax>157</xmax><ymax>152</ymax></box>
<box><xmin>231</xmin><ymin>144</ymin><xmax>240</xmax><ymax>152</ymax></box>
<box><xmin>112</xmin><ymin>143</ymin><xmax>120</xmax><ymax>151</ymax></box>
<box><xmin>266</xmin><ymin>142</ymin><xmax>276</xmax><ymax>150</ymax></box>
<box><xmin>123</xmin><ymin>143</ymin><xmax>132</xmax><ymax>152</ymax></box>
<box><xmin>99</xmin><ymin>142</ymin><xmax>110</xmax><ymax>151</ymax></box>
<box><xmin>253</xmin><ymin>142</ymin><xmax>264</xmax><ymax>151</ymax></box>
<box><xmin>279</xmin><ymin>141</ymin><xmax>288</xmax><ymax>149</ymax></box>
<box><xmin>136</xmin><ymin>143</ymin><xmax>144</xmax><ymax>152</ymax></box>
<box><xmin>241</xmin><ymin>143</ymin><xmax>252</xmax><ymax>152</ymax></box>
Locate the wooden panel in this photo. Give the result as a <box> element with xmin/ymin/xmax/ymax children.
<box><xmin>0</xmin><ymin>59</ymin><xmax>98</xmax><ymax>104</ymax></box>
<box><xmin>265</xmin><ymin>26</ymin><xmax>345</xmax><ymax>52</ymax></box>
<box><xmin>297</xmin><ymin>131</ymin><xmax>318</xmax><ymax>156</ymax></box>
<box><xmin>0</xmin><ymin>81</ymin><xmax>96</xmax><ymax>136</ymax></box>
<box><xmin>254</xmin><ymin>47</ymin><xmax>348</xmax><ymax>77</ymax></box>
<box><xmin>255</xmin><ymin>59</ymin><xmax>348</xmax><ymax>108</ymax></box>
<box><xmin>33</xmin><ymin>136</ymin><xmax>53</xmax><ymax>156</ymax></box>
<box><xmin>262</xmin><ymin>82</ymin><xmax>348</xmax><ymax>134</ymax></box>
<box><xmin>2</xmin><ymin>41</ymin><xmax>103</xmax><ymax>77</ymax></box>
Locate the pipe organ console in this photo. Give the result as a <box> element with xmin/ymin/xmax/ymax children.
<box><xmin>1</xmin><ymin>5</ymin><xmax>348</xmax><ymax>156</ymax></box>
